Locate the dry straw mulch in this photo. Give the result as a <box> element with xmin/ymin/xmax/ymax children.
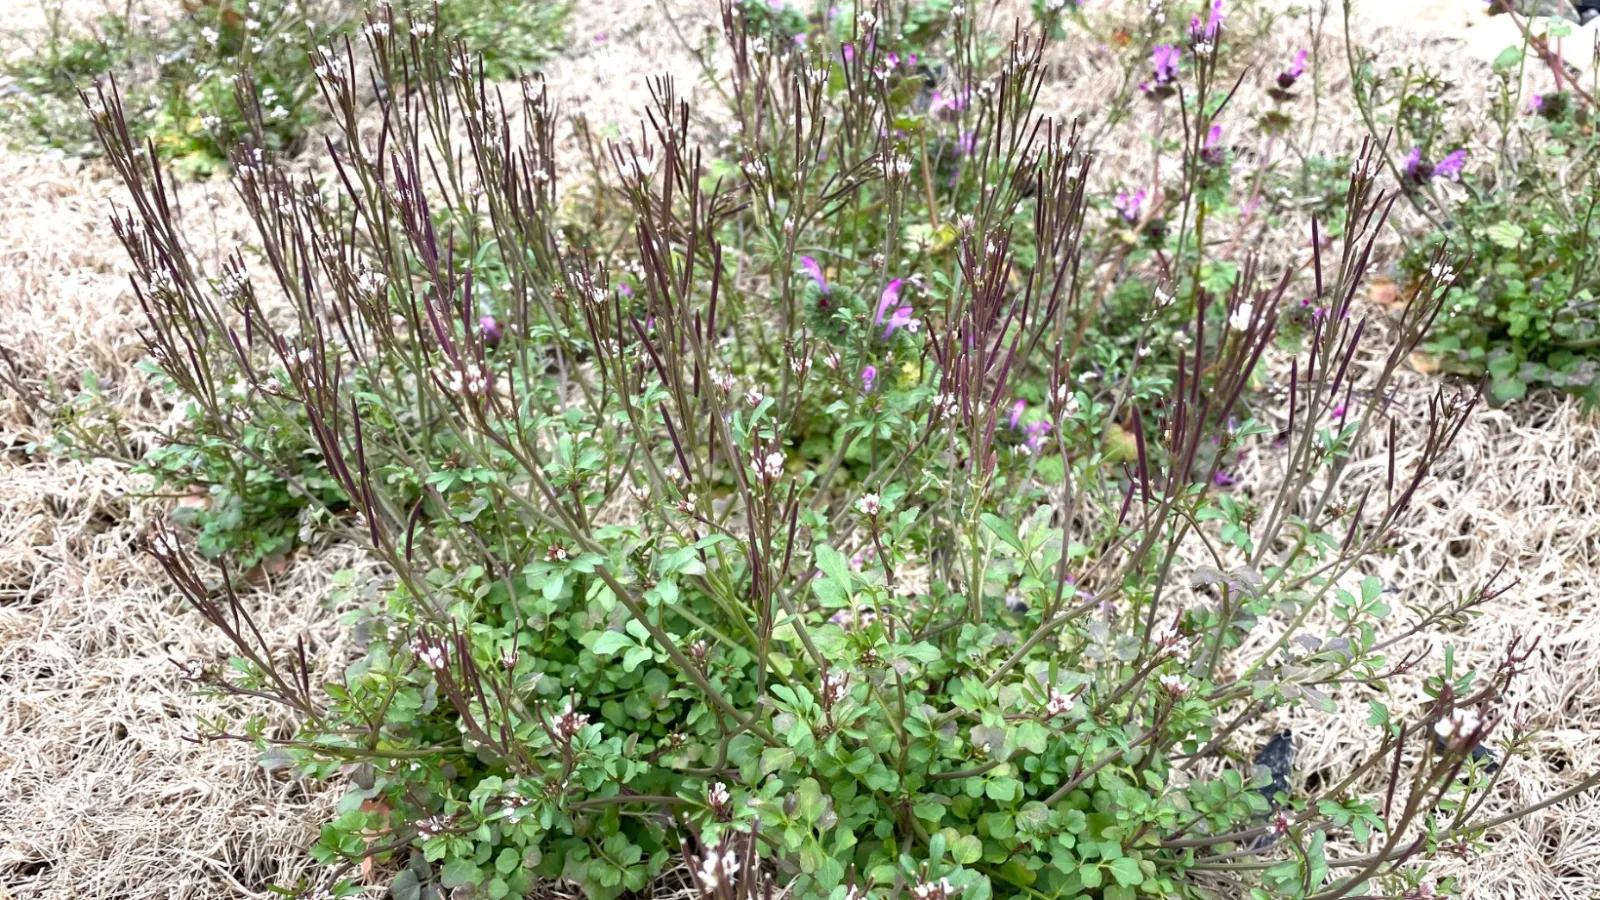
<box><xmin>1</xmin><ymin>0</ymin><xmax>1597</xmax><ymax>897</ymax></box>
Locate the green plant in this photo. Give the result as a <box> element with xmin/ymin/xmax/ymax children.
<box><xmin>1347</xmin><ymin>4</ymin><xmax>1600</xmax><ymax>404</ymax></box>
<box><xmin>78</xmin><ymin>3</ymin><xmax>1600</xmax><ymax>900</ymax></box>
<box><xmin>0</xmin><ymin>0</ymin><xmax>567</xmax><ymax>171</ymax></box>
<box><xmin>2</xmin><ymin>0</ymin><xmax>349</xmax><ymax>171</ymax></box>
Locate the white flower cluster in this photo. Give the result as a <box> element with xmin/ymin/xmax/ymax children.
<box><xmin>696</xmin><ymin>844</ymin><xmax>741</xmax><ymax>892</ymax></box>
<box><xmin>1433</xmin><ymin>707</ymin><xmax>1482</xmax><ymax>749</ymax></box>
<box><xmin>856</xmin><ymin>493</ymin><xmax>881</xmax><ymax>517</ymax></box>
<box><xmin>707</xmin><ymin>781</ymin><xmax>732</xmax><ymax>815</ymax></box>
<box><xmin>1044</xmin><ymin>687</ymin><xmax>1073</xmax><ymax>717</ymax></box>
<box><xmin>1228</xmin><ymin>301</ymin><xmax>1254</xmax><ymax>334</ymax></box>
<box><xmin>1152</xmin><ymin>623</ymin><xmax>1192</xmax><ymax>659</ymax></box>
<box><xmin>412</xmin><ymin>637</ymin><xmax>447</xmax><ymax>670</ymax></box>
<box><xmin>821</xmin><ymin>670</ymin><xmax>850</xmax><ymax>705</ymax></box>
<box><xmin>551</xmin><ymin>701</ymin><xmax>590</xmax><ymax>742</ymax></box>
<box><xmin>758</xmin><ymin>451</ymin><xmax>785</xmax><ymax>484</ymax></box>
<box><xmin>414</xmin><ymin>814</ymin><xmax>454</xmax><ymax>838</ymax></box>
<box><xmin>1054</xmin><ymin>383</ymin><xmax>1080</xmax><ymax>417</ymax></box>
<box><xmin>1159</xmin><ymin>673</ymin><xmax>1189</xmax><ymax>697</ymax></box>
<box><xmin>883</xmin><ymin>152</ymin><xmax>913</xmax><ymax>182</ymax></box>
<box><xmin>446</xmin><ymin>362</ymin><xmax>489</xmax><ymax>395</ymax></box>
<box><xmin>912</xmin><ymin>877</ymin><xmax>961</xmax><ymax>900</ymax></box>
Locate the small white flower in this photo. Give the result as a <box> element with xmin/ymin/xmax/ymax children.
<box><xmin>1433</xmin><ymin>707</ymin><xmax>1482</xmax><ymax>749</ymax></box>
<box><xmin>745</xmin><ymin>388</ymin><xmax>765</xmax><ymax>408</ymax></box>
<box><xmin>821</xmin><ymin>669</ymin><xmax>850</xmax><ymax>705</ymax></box>
<box><xmin>883</xmin><ymin>152</ymin><xmax>913</xmax><ymax>182</ymax></box>
<box><xmin>412</xmin><ymin>638</ymin><xmax>448</xmax><ymax>669</ymax></box>
<box><xmin>759</xmin><ymin>451</ymin><xmax>785</xmax><ymax>483</ymax></box>
<box><xmin>856</xmin><ymin>493</ymin><xmax>881</xmax><ymax>516</ymax></box>
<box><xmin>1045</xmin><ymin>687</ymin><xmax>1073</xmax><ymax>717</ymax></box>
<box><xmin>1054</xmin><ymin>384</ymin><xmax>1081</xmax><ymax>417</ymax></box>
<box><xmin>1152</xmin><ymin>622</ymin><xmax>1192</xmax><ymax>658</ymax></box>
<box><xmin>1159</xmin><ymin>673</ymin><xmax>1189</xmax><ymax>697</ymax></box>
<box><xmin>1228</xmin><ymin>301</ymin><xmax>1254</xmax><ymax>334</ymax></box>
<box><xmin>410</xmin><ymin>20</ymin><xmax>434</xmax><ymax>38</ymax></box>
<box><xmin>696</xmin><ymin>846</ymin><xmax>740</xmax><ymax>892</ymax></box>
<box><xmin>201</xmin><ymin>26</ymin><xmax>220</xmax><ymax>45</ymax></box>
<box><xmin>550</xmin><ymin>701</ymin><xmax>590</xmax><ymax>742</ymax></box>
<box><xmin>1429</xmin><ymin>262</ymin><xmax>1455</xmax><ymax>284</ymax></box>
<box><xmin>911</xmin><ymin>877</ymin><xmax>960</xmax><ymax>900</ymax></box>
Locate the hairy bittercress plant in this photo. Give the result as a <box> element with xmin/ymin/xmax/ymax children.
<box><xmin>73</xmin><ymin>3</ymin><xmax>1598</xmax><ymax>900</ymax></box>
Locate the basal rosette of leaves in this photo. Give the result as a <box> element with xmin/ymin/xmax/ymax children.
<box><xmin>80</xmin><ymin>3</ymin><xmax>1599</xmax><ymax>900</ymax></box>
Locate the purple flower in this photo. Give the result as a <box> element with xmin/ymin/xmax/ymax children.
<box><xmin>861</xmin><ymin>365</ymin><xmax>877</xmax><ymax>392</ymax></box>
<box><xmin>1149</xmin><ymin>44</ymin><xmax>1181</xmax><ymax>88</ymax></box>
<box><xmin>1403</xmin><ymin>146</ymin><xmax>1431</xmax><ymax>184</ymax></box>
<box><xmin>800</xmin><ymin>255</ymin><xmax>829</xmax><ymax>293</ymax></box>
<box><xmin>929</xmin><ymin>88</ymin><xmax>968</xmax><ymax>120</ymax></box>
<box><xmin>1277</xmin><ymin>49</ymin><xmax>1307</xmax><ymax>89</ymax></box>
<box><xmin>1203</xmin><ymin>0</ymin><xmax>1224</xmax><ymax>38</ymax></box>
<box><xmin>479</xmin><ymin>314</ymin><xmax>502</xmax><ymax>347</ymax></box>
<box><xmin>1009</xmin><ymin>399</ymin><xmax>1026</xmax><ymax>430</ymax></box>
<box><xmin>1403</xmin><ymin>147</ymin><xmax>1466</xmax><ymax>186</ymax></box>
<box><xmin>874</xmin><ymin>278</ymin><xmax>902</xmax><ymax>323</ymax></box>
<box><xmin>843</xmin><ymin>43</ymin><xmax>854</xmax><ymax>62</ymax></box>
<box><xmin>882</xmin><ymin>306</ymin><xmax>917</xmax><ymax>337</ymax></box>
<box><xmin>1530</xmin><ymin>93</ymin><xmax>1544</xmax><ymax>112</ymax></box>
<box><xmin>957</xmin><ymin>131</ymin><xmax>976</xmax><ymax>156</ymax></box>
<box><xmin>1114</xmin><ymin>189</ymin><xmax>1145</xmax><ymax>222</ymax></box>
<box><xmin>1433</xmin><ymin>149</ymin><xmax>1467</xmax><ymax>182</ymax></box>
<box><xmin>618</xmin><ymin>283</ymin><xmax>633</xmax><ymax>297</ymax></box>
<box><xmin>1213</xmin><ymin>470</ymin><xmax>1236</xmax><ymax>486</ymax></box>
<box><xmin>1201</xmin><ymin>125</ymin><xmax>1225</xmax><ymax>167</ymax></box>
<box><xmin>1024</xmin><ymin>419</ymin><xmax>1052</xmax><ymax>452</ymax></box>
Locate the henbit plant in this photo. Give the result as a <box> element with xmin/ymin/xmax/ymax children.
<box><xmin>86</xmin><ymin>3</ymin><xmax>1600</xmax><ymax>900</ymax></box>
<box><xmin>0</xmin><ymin>0</ymin><xmax>565</xmax><ymax>171</ymax></box>
<box><xmin>1345</xmin><ymin>1</ymin><xmax>1600</xmax><ymax>405</ymax></box>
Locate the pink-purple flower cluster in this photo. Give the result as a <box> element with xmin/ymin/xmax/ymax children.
<box><xmin>1114</xmin><ymin>189</ymin><xmax>1145</xmax><ymax>222</ymax></box>
<box><xmin>1276</xmin><ymin>49</ymin><xmax>1307</xmax><ymax>90</ymax></box>
<box><xmin>1142</xmin><ymin>44</ymin><xmax>1181</xmax><ymax>96</ymax></box>
<box><xmin>1402</xmin><ymin>147</ymin><xmax>1467</xmax><ymax>186</ymax></box>
<box><xmin>875</xmin><ymin>278</ymin><xmax>917</xmax><ymax>337</ymax></box>
<box><xmin>1008</xmin><ymin>400</ymin><xmax>1052</xmax><ymax>453</ymax></box>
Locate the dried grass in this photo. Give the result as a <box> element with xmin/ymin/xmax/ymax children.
<box><xmin>0</xmin><ymin>0</ymin><xmax>1596</xmax><ymax>897</ymax></box>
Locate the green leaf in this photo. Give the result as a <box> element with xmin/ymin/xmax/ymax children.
<box><xmin>815</xmin><ymin>544</ymin><xmax>851</xmax><ymax>590</ymax></box>
<box><xmin>622</xmin><ymin>645</ymin><xmax>655</xmax><ymax>672</ymax></box>
<box><xmin>441</xmin><ymin>858</ymin><xmax>480</xmax><ymax>889</ymax></box>
<box><xmin>1109</xmin><ymin>856</ymin><xmax>1142</xmax><ymax>887</ymax></box>
<box><xmin>1486</xmin><ymin>221</ymin><xmax>1525</xmax><ymax>249</ymax></box>
<box><xmin>1078</xmin><ymin>864</ymin><xmax>1103</xmax><ymax>889</ymax></box>
<box><xmin>1491</xmin><ymin>45</ymin><xmax>1525</xmax><ymax>72</ymax></box>
<box><xmin>980</xmin><ymin>514</ymin><xmax>1024</xmax><ymax>554</ymax></box>
<box><xmin>761</xmin><ymin>747</ymin><xmax>797</xmax><ymax>776</ymax></box>
<box><xmin>952</xmin><ymin>835</ymin><xmax>983</xmax><ymax>865</ymax></box>
<box><xmin>591</xmin><ymin>631</ymin><xmax>633</xmax><ymax>656</ymax></box>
